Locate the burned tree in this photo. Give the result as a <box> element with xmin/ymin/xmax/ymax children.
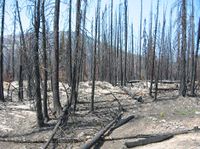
<box><xmin>52</xmin><ymin>0</ymin><xmax>62</xmax><ymax>116</ymax></box>
<box><xmin>179</xmin><ymin>0</ymin><xmax>187</xmax><ymax>97</ymax></box>
<box><xmin>0</xmin><ymin>0</ymin><xmax>5</xmax><ymax>101</ymax></box>
<box><xmin>124</xmin><ymin>0</ymin><xmax>128</xmax><ymax>86</ymax></box>
<box><xmin>33</xmin><ymin>0</ymin><xmax>44</xmax><ymax>127</ymax></box>
<box><xmin>91</xmin><ymin>0</ymin><xmax>101</xmax><ymax>112</ymax></box>
<box><xmin>41</xmin><ymin>0</ymin><xmax>49</xmax><ymax>121</ymax></box>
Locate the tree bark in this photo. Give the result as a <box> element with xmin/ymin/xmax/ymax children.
<box><xmin>42</xmin><ymin>0</ymin><xmax>49</xmax><ymax>121</ymax></box>
<box><xmin>179</xmin><ymin>0</ymin><xmax>187</xmax><ymax>97</ymax></box>
<box><xmin>91</xmin><ymin>0</ymin><xmax>100</xmax><ymax>111</ymax></box>
<box><xmin>52</xmin><ymin>0</ymin><xmax>62</xmax><ymax>116</ymax></box>
<box><xmin>33</xmin><ymin>0</ymin><xmax>44</xmax><ymax>127</ymax></box>
<box><xmin>70</xmin><ymin>0</ymin><xmax>81</xmax><ymax>112</ymax></box>
<box><xmin>0</xmin><ymin>0</ymin><xmax>5</xmax><ymax>101</ymax></box>
<box><xmin>124</xmin><ymin>0</ymin><xmax>128</xmax><ymax>86</ymax></box>
<box><xmin>149</xmin><ymin>0</ymin><xmax>159</xmax><ymax>97</ymax></box>
<box><xmin>16</xmin><ymin>0</ymin><xmax>26</xmax><ymax>101</ymax></box>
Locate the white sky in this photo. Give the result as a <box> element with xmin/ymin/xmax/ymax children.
<box><xmin>3</xmin><ymin>0</ymin><xmax>200</xmax><ymax>40</ymax></box>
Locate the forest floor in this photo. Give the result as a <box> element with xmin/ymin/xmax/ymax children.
<box><xmin>0</xmin><ymin>81</ymin><xmax>200</xmax><ymax>149</ymax></box>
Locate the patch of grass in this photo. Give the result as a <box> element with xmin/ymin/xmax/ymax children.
<box><xmin>159</xmin><ymin>112</ymin><xmax>165</xmax><ymax>118</ymax></box>
<box><xmin>175</xmin><ymin>108</ymin><xmax>196</xmax><ymax>116</ymax></box>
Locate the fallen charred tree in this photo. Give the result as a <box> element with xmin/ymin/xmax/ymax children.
<box><xmin>125</xmin><ymin>134</ymin><xmax>173</xmax><ymax>148</ymax></box>
<box><xmin>124</xmin><ymin>127</ymin><xmax>200</xmax><ymax>148</ymax></box>
<box><xmin>0</xmin><ymin>137</ymin><xmax>83</xmax><ymax>144</ymax></box>
<box><xmin>80</xmin><ymin>113</ymin><xmax>122</xmax><ymax>149</ymax></box>
<box><xmin>120</xmin><ymin>87</ymin><xmax>144</xmax><ymax>103</ymax></box>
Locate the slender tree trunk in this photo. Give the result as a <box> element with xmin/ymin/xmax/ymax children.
<box><xmin>179</xmin><ymin>0</ymin><xmax>187</xmax><ymax>97</ymax></box>
<box><xmin>70</xmin><ymin>0</ymin><xmax>81</xmax><ymax>112</ymax></box>
<box><xmin>131</xmin><ymin>24</ymin><xmax>134</xmax><ymax>80</ymax></box>
<box><xmin>124</xmin><ymin>0</ymin><xmax>128</xmax><ymax>86</ymax></box>
<box><xmin>91</xmin><ymin>0</ymin><xmax>100</xmax><ymax>112</ymax></box>
<box><xmin>190</xmin><ymin>0</ymin><xmax>195</xmax><ymax>95</ymax></box>
<box><xmin>191</xmin><ymin>17</ymin><xmax>200</xmax><ymax>95</ymax></box>
<box><xmin>118</xmin><ymin>5</ymin><xmax>123</xmax><ymax>86</ymax></box>
<box><xmin>42</xmin><ymin>0</ymin><xmax>49</xmax><ymax>121</ymax></box>
<box><xmin>139</xmin><ymin>0</ymin><xmax>143</xmax><ymax>80</ymax></box>
<box><xmin>52</xmin><ymin>0</ymin><xmax>62</xmax><ymax>116</ymax></box>
<box><xmin>11</xmin><ymin>10</ymin><xmax>17</xmax><ymax>81</ymax></box>
<box><xmin>108</xmin><ymin>0</ymin><xmax>113</xmax><ymax>84</ymax></box>
<box><xmin>169</xmin><ymin>9</ymin><xmax>173</xmax><ymax>80</ymax></box>
<box><xmin>149</xmin><ymin>0</ymin><xmax>159</xmax><ymax>97</ymax></box>
<box><xmin>16</xmin><ymin>0</ymin><xmax>25</xmax><ymax>101</ymax></box>
<box><xmin>0</xmin><ymin>0</ymin><xmax>5</xmax><ymax>101</ymax></box>
<box><xmin>155</xmin><ymin>10</ymin><xmax>166</xmax><ymax>101</ymax></box>
<box><xmin>147</xmin><ymin>2</ymin><xmax>153</xmax><ymax>81</ymax></box>
<box><xmin>33</xmin><ymin>0</ymin><xmax>44</xmax><ymax>127</ymax></box>
<box><xmin>67</xmin><ymin>0</ymin><xmax>72</xmax><ymax>85</ymax></box>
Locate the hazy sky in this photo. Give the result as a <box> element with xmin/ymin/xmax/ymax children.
<box><xmin>3</xmin><ymin>0</ymin><xmax>200</xmax><ymax>39</ymax></box>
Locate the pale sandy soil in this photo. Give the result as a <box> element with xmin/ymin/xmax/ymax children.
<box><xmin>0</xmin><ymin>81</ymin><xmax>200</xmax><ymax>149</ymax></box>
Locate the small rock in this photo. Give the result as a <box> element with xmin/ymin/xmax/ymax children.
<box><xmin>77</xmin><ymin>132</ymin><xmax>85</xmax><ymax>138</ymax></box>
<box><xmin>195</xmin><ymin>111</ymin><xmax>200</xmax><ymax>115</ymax></box>
<box><xmin>160</xmin><ymin>119</ymin><xmax>166</xmax><ymax>123</ymax></box>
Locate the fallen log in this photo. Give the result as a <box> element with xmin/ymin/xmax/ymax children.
<box><xmin>124</xmin><ymin>127</ymin><xmax>200</xmax><ymax>148</ymax></box>
<box><xmin>80</xmin><ymin>113</ymin><xmax>122</xmax><ymax>149</ymax></box>
<box><xmin>43</xmin><ymin>104</ymin><xmax>70</xmax><ymax>149</ymax></box>
<box><xmin>0</xmin><ymin>137</ymin><xmax>83</xmax><ymax>144</ymax></box>
<box><xmin>153</xmin><ymin>88</ymin><xmax>178</xmax><ymax>91</ymax></box>
<box><xmin>151</xmin><ymin>80</ymin><xmax>180</xmax><ymax>84</ymax></box>
<box><xmin>127</xmin><ymin>80</ymin><xmax>141</xmax><ymax>83</ymax></box>
<box><xmin>112</xmin><ymin>115</ymin><xmax>135</xmax><ymax>130</ymax></box>
<box><xmin>120</xmin><ymin>87</ymin><xmax>144</xmax><ymax>103</ymax></box>
<box><xmin>110</xmin><ymin>93</ymin><xmax>125</xmax><ymax>112</ymax></box>
<box><xmin>105</xmin><ymin>134</ymin><xmax>154</xmax><ymax>141</ymax></box>
<box><xmin>125</xmin><ymin>134</ymin><xmax>173</xmax><ymax>148</ymax></box>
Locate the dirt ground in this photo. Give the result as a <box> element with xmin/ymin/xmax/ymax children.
<box><xmin>0</xmin><ymin>81</ymin><xmax>200</xmax><ymax>149</ymax></box>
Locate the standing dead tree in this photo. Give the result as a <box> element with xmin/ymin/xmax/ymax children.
<box><xmin>70</xmin><ymin>0</ymin><xmax>81</xmax><ymax>112</ymax></box>
<box><xmin>149</xmin><ymin>0</ymin><xmax>159</xmax><ymax>97</ymax></box>
<box><xmin>41</xmin><ymin>0</ymin><xmax>49</xmax><ymax>121</ymax></box>
<box><xmin>11</xmin><ymin>9</ymin><xmax>17</xmax><ymax>81</ymax></box>
<box><xmin>139</xmin><ymin>0</ymin><xmax>143</xmax><ymax>80</ymax></box>
<box><xmin>52</xmin><ymin>0</ymin><xmax>62</xmax><ymax>116</ymax></box>
<box><xmin>91</xmin><ymin>0</ymin><xmax>101</xmax><ymax>112</ymax></box>
<box><xmin>190</xmin><ymin>0</ymin><xmax>196</xmax><ymax>96</ymax></box>
<box><xmin>154</xmin><ymin>8</ymin><xmax>166</xmax><ymax>101</ymax></box>
<box><xmin>179</xmin><ymin>0</ymin><xmax>187</xmax><ymax>97</ymax></box>
<box><xmin>16</xmin><ymin>0</ymin><xmax>26</xmax><ymax>101</ymax></box>
<box><xmin>0</xmin><ymin>0</ymin><xmax>5</xmax><ymax>101</ymax></box>
<box><xmin>191</xmin><ymin>17</ymin><xmax>200</xmax><ymax>95</ymax></box>
<box><xmin>66</xmin><ymin>0</ymin><xmax>72</xmax><ymax>85</ymax></box>
<box><xmin>33</xmin><ymin>0</ymin><xmax>44</xmax><ymax>127</ymax></box>
<box><xmin>124</xmin><ymin>0</ymin><xmax>128</xmax><ymax>86</ymax></box>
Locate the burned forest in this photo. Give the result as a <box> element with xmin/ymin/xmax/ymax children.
<box><xmin>0</xmin><ymin>0</ymin><xmax>200</xmax><ymax>148</ymax></box>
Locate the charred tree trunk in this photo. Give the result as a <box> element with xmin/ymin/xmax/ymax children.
<box><xmin>191</xmin><ymin>18</ymin><xmax>200</xmax><ymax>95</ymax></box>
<box><xmin>70</xmin><ymin>0</ymin><xmax>81</xmax><ymax>112</ymax></box>
<box><xmin>149</xmin><ymin>0</ymin><xmax>159</xmax><ymax>97</ymax></box>
<box><xmin>11</xmin><ymin>10</ymin><xmax>17</xmax><ymax>81</ymax></box>
<box><xmin>33</xmin><ymin>0</ymin><xmax>44</xmax><ymax>127</ymax></box>
<box><xmin>66</xmin><ymin>0</ymin><xmax>72</xmax><ymax>85</ymax></box>
<box><xmin>139</xmin><ymin>0</ymin><xmax>143</xmax><ymax>80</ymax></box>
<box><xmin>124</xmin><ymin>0</ymin><xmax>128</xmax><ymax>86</ymax></box>
<box><xmin>41</xmin><ymin>0</ymin><xmax>49</xmax><ymax>121</ymax></box>
<box><xmin>91</xmin><ymin>0</ymin><xmax>100</xmax><ymax>112</ymax></box>
<box><xmin>16</xmin><ymin>0</ymin><xmax>25</xmax><ymax>101</ymax></box>
<box><xmin>179</xmin><ymin>0</ymin><xmax>187</xmax><ymax>97</ymax></box>
<box><xmin>131</xmin><ymin>24</ymin><xmax>135</xmax><ymax>80</ymax></box>
<box><xmin>52</xmin><ymin>0</ymin><xmax>62</xmax><ymax>116</ymax></box>
<box><xmin>0</xmin><ymin>0</ymin><xmax>5</xmax><ymax>101</ymax></box>
<box><xmin>190</xmin><ymin>0</ymin><xmax>196</xmax><ymax>96</ymax></box>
